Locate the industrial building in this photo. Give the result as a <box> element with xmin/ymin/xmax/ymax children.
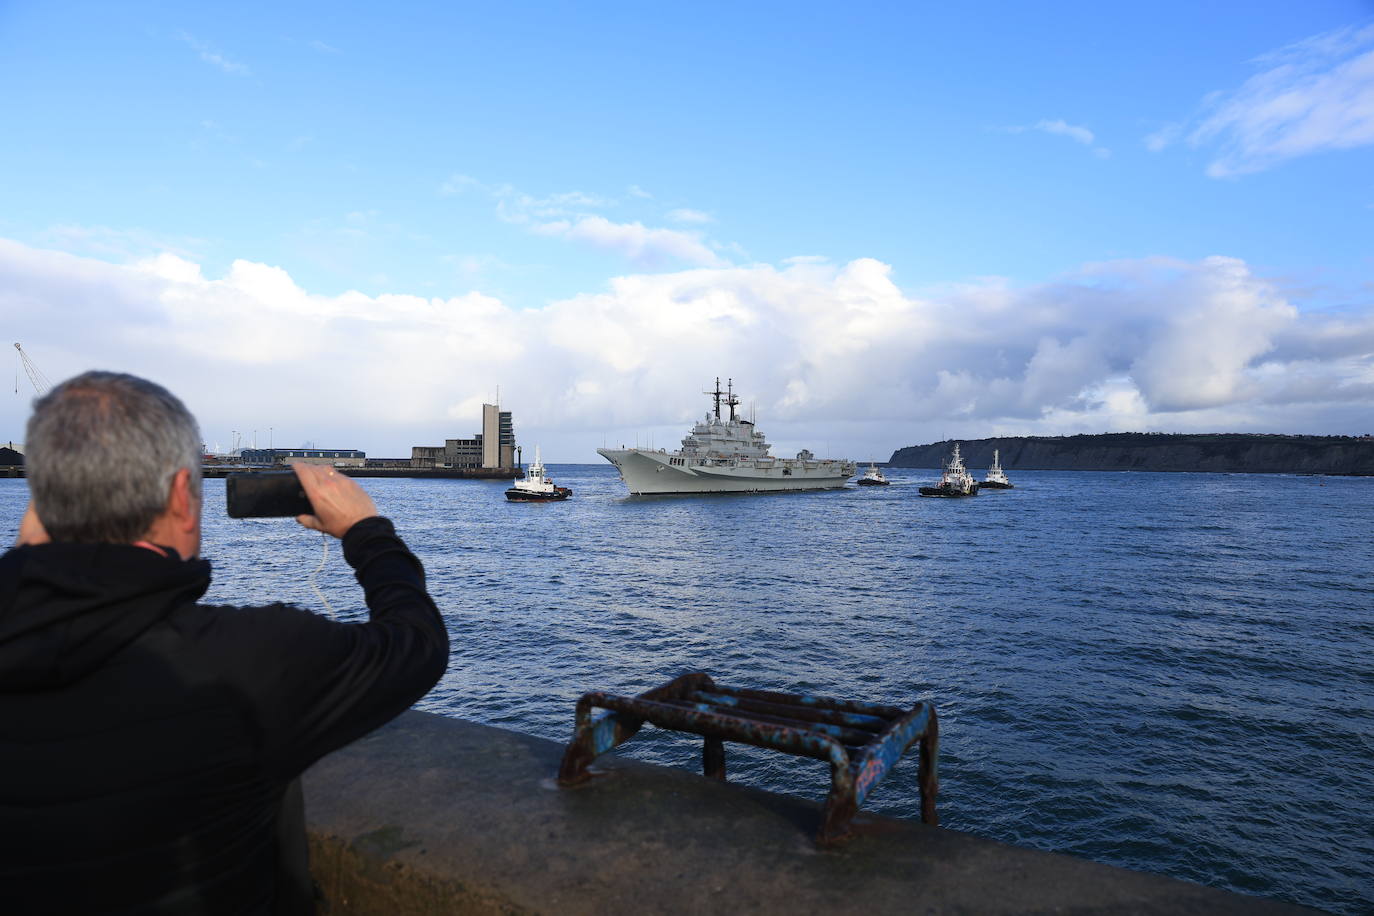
<box><xmin>411</xmin><ymin>404</ymin><xmax>515</xmax><ymax>470</ymax></box>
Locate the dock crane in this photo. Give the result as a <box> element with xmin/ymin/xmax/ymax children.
<box><xmin>14</xmin><ymin>343</ymin><xmax>52</xmax><ymax>396</ymax></box>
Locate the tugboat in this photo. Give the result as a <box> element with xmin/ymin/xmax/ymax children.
<box><xmin>980</xmin><ymin>449</ymin><xmax>1014</xmax><ymax>490</ymax></box>
<box><xmin>918</xmin><ymin>443</ymin><xmax>979</xmax><ymax>498</ymax></box>
<box><xmin>856</xmin><ymin>461</ymin><xmax>890</xmax><ymax>486</ymax></box>
<box><xmin>505</xmin><ymin>447</ymin><xmax>571</xmax><ymax>501</ymax></box>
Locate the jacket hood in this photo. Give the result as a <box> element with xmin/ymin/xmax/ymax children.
<box><xmin>0</xmin><ymin>543</ymin><xmax>211</xmax><ymax>690</ymax></box>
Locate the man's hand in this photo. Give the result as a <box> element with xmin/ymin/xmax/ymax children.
<box><xmin>14</xmin><ymin>503</ymin><xmax>49</xmax><ymax>547</ymax></box>
<box><xmin>292</xmin><ymin>464</ymin><xmax>378</xmax><ymax>539</ymax></box>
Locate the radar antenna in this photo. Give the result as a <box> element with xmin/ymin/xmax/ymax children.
<box><xmin>725</xmin><ymin>377</ymin><xmax>740</xmax><ymax>421</ymax></box>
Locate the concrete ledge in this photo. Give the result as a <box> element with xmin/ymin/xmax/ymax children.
<box><xmin>303</xmin><ymin>711</ymin><xmax>1311</xmax><ymax>914</ymax></box>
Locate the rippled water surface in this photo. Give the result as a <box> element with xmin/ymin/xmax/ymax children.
<box><xmin>3</xmin><ymin>467</ymin><xmax>1370</xmax><ymax>913</ymax></box>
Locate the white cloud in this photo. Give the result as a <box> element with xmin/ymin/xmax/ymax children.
<box><xmin>1003</xmin><ymin>119</ymin><xmax>1110</xmax><ymax>158</ymax></box>
<box><xmin>439</xmin><ymin>175</ymin><xmax>727</xmax><ymax>268</ymax></box>
<box><xmin>1</xmin><ymin>238</ymin><xmax>1369</xmax><ymax>460</ymax></box>
<box><xmin>667</xmin><ymin>208</ymin><xmax>713</xmax><ymax>224</ymax></box>
<box><xmin>1035</xmin><ymin>119</ymin><xmax>1095</xmax><ymax>146</ymax></box>
<box><xmin>535</xmin><ymin>216</ymin><xmax>723</xmax><ymax>268</ymax></box>
<box><xmin>1160</xmin><ymin>23</ymin><xmax>1374</xmax><ymax>176</ymax></box>
<box><xmin>1126</xmin><ymin>256</ymin><xmax>1297</xmax><ymax>409</ymax></box>
<box><xmin>1144</xmin><ymin>123</ymin><xmax>1182</xmax><ymax>152</ymax></box>
<box><xmin>439</xmin><ymin>173</ymin><xmax>484</xmax><ymax>196</ymax></box>
<box><xmin>177</xmin><ymin>32</ymin><xmax>249</xmax><ymax>76</ymax></box>
<box><xmin>38</xmin><ymin>224</ymin><xmax>206</xmax><ymax>262</ymax></box>
<box><xmin>442</xmin><ymin>252</ymin><xmax>511</xmax><ymax>279</ymax></box>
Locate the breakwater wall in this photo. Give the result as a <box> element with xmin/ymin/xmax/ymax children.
<box><xmin>890</xmin><ymin>433</ymin><xmax>1374</xmax><ymax>476</ymax></box>
<box><xmin>303</xmin><ymin>711</ymin><xmax>1310</xmax><ymax>914</ymax></box>
<box><xmin>3</xmin><ymin>466</ymin><xmax>521</xmax><ymax>480</ymax></box>
<box><xmin>200</xmin><ymin>466</ymin><xmax>519</xmax><ymax>480</ymax></box>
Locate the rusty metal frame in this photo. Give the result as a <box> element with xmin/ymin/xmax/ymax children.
<box><xmin>557</xmin><ymin>672</ymin><xmax>938</xmax><ymax>844</ymax></box>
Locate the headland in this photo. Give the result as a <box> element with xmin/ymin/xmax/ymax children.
<box><xmin>889</xmin><ymin>433</ymin><xmax>1374</xmax><ymax>476</ymax></box>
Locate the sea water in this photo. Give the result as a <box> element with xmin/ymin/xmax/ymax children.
<box><xmin>2</xmin><ymin>468</ymin><xmax>1370</xmax><ymax>913</ymax></box>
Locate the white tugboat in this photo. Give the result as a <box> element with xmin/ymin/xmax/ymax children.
<box><xmin>919</xmin><ymin>443</ymin><xmax>979</xmax><ymax>497</ymax></box>
<box><xmin>505</xmin><ymin>446</ymin><xmax>571</xmax><ymax>501</ymax></box>
<box><xmin>981</xmin><ymin>449</ymin><xmax>1014</xmax><ymax>490</ymax></box>
<box><xmin>856</xmin><ymin>461</ymin><xmax>890</xmax><ymax>486</ymax></box>
<box><xmin>597</xmin><ymin>378</ymin><xmax>856</xmax><ymax>495</ymax></box>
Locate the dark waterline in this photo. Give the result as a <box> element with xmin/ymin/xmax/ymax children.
<box><xmin>2</xmin><ymin>468</ymin><xmax>1370</xmax><ymax>913</ymax></box>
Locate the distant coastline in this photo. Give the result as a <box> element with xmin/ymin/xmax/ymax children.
<box><xmin>888</xmin><ymin>433</ymin><xmax>1374</xmax><ymax>476</ymax></box>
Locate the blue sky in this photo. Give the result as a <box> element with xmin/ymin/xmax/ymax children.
<box><xmin>2</xmin><ymin>2</ymin><xmax>1372</xmax><ymax>460</ymax></box>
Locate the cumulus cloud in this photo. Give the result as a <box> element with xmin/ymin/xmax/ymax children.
<box><xmin>1</xmin><ymin>238</ymin><xmax>1369</xmax><ymax>460</ymax></box>
<box><xmin>1155</xmin><ymin>23</ymin><xmax>1374</xmax><ymax>176</ymax></box>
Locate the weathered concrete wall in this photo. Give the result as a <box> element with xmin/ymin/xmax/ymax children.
<box><xmin>303</xmin><ymin>711</ymin><xmax>1311</xmax><ymax>914</ymax></box>
<box><xmin>889</xmin><ymin>433</ymin><xmax>1374</xmax><ymax>475</ymax></box>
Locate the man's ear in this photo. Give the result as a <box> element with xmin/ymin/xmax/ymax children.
<box><xmin>168</xmin><ymin>468</ymin><xmax>197</xmax><ymax>533</ymax></box>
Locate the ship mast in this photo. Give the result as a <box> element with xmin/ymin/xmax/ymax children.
<box><xmin>705</xmin><ymin>377</ymin><xmax>723</xmax><ymax>420</ymax></box>
<box><xmin>702</xmin><ymin>376</ymin><xmax>743</xmax><ymax>422</ymax></box>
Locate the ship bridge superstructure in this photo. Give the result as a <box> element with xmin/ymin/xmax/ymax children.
<box><xmin>678</xmin><ymin>379</ymin><xmax>772</xmax><ymax>460</ymax></box>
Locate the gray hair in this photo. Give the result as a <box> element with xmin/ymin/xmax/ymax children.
<box><xmin>25</xmin><ymin>371</ymin><xmax>202</xmax><ymax>543</ymax></box>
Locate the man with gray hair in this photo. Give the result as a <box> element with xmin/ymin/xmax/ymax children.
<box><xmin>0</xmin><ymin>371</ymin><xmax>450</xmax><ymax>914</ymax></box>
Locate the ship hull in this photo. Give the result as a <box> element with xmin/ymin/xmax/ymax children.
<box><xmin>505</xmin><ymin>486</ymin><xmax>571</xmax><ymax>501</ymax></box>
<box><xmin>598</xmin><ymin>448</ymin><xmax>854</xmax><ymax>495</ymax></box>
<box><xmin>918</xmin><ymin>484</ymin><xmax>979</xmax><ymax>497</ymax></box>
<box><xmin>979</xmin><ymin>481</ymin><xmax>1013</xmax><ymax>490</ymax></box>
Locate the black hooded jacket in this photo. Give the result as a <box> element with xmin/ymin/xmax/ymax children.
<box><xmin>0</xmin><ymin>516</ymin><xmax>449</xmax><ymax>915</ymax></box>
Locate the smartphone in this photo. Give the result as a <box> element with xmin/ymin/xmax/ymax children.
<box><xmin>225</xmin><ymin>470</ymin><xmax>314</xmax><ymax>518</ymax></box>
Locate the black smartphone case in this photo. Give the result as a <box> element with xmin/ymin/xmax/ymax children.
<box><xmin>225</xmin><ymin>471</ymin><xmax>314</xmax><ymax>518</ymax></box>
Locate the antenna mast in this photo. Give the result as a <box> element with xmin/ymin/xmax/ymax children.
<box><xmin>705</xmin><ymin>377</ymin><xmax>723</xmax><ymax>420</ymax></box>
<box><xmin>725</xmin><ymin>377</ymin><xmax>740</xmax><ymax>421</ymax></box>
<box><xmin>14</xmin><ymin>343</ymin><xmax>52</xmax><ymax>395</ymax></box>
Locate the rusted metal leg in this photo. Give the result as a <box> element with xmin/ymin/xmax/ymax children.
<box><xmin>817</xmin><ymin>746</ymin><xmax>857</xmax><ymax>845</ymax></box>
<box><xmin>556</xmin><ymin>729</ymin><xmax>600</xmax><ymax>785</ymax></box>
<box><xmin>557</xmin><ymin>692</ymin><xmax>645</xmax><ymax>785</ymax></box>
<box><xmin>918</xmin><ymin>707</ymin><xmax>940</xmax><ymax>826</ymax></box>
<box><xmin>703</xmin><ymin>736</ymin><xmax>726</xmax><ymax>781</ymax></box>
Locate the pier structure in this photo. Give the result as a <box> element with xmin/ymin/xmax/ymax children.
<box><xmin>303</xmin><ymin>711</ymin><xmax>1313</xmax><ymax>914</ymax></box>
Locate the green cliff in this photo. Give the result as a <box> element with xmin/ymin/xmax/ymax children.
<box><xmin>888</xmin><ymin>433</ymin><xmax>1374</xmax><ymax>476</ymax></box>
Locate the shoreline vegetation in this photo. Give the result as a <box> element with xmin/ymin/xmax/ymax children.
<box><xmin>889</xmin><ymin>433</ymin><xmax>1374</xmax><ymax>476</ymax></box>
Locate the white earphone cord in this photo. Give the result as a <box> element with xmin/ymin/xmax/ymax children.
<box><xmin>308</xmin><ymin>530</ymin><xmax>336</xmax><ymax>619</ymax></box>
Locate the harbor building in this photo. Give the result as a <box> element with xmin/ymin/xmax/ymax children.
<box><xmin>411</xmin><ymin>403</ymin><xmax>516</xmax><ymax>470</ymax></box>
<box><xmin>481</xmin><ymin>403</ymin><xmax>515</xmax><ymax>469</ymax></box>
<box><xmin>239</xmin><ymin>448</ymin><xmax>366</xmax><ymax>467</ymax></box>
